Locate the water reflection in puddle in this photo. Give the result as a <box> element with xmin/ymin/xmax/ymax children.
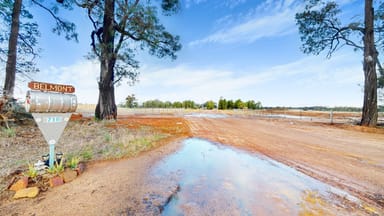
<box><xmin>151</xmin><ymin>138</ymin><xmax>362</xmax><ymax>215</ymax></box>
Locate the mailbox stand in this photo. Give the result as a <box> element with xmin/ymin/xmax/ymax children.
<box><xmin>26</xmin><ymin>81</ymin><xmax>77</xmax><ymax>168</ymax></box>
<box><xmin>32</xmin><ymin>113</ymin><xmax>72</xmax><ymax>167</ymax></box>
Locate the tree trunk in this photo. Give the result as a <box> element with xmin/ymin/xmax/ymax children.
<box><xmin>361</xmin><ymin>0</ymin><xmax>378</xmax><ymax>127</ymax></box>
<box><xmin>3</xmin><ymin>0</ymin><xmax>22</xmax><ymax>98</ymax></box>
<box><xmin>95</xmin><ymin>0</ymin><xmax>117</xmax><ymax>120</ymax></box>
<box><xmin>95</xmin><ymin>80</ymin><xmax>116</xmax><ymax>120</ymax></box>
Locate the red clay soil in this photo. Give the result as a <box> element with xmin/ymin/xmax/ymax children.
<box><xmin>1</xmin><ymin>114</ymin><xmax>383</xmax><ymax>215</ymax></box>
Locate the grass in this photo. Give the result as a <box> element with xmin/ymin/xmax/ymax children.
<box><xmin>47</xmin><ymin>159</ymin><xmax>65</xmax><ymax>175</ymax></box>
<box><xmin>80</xmin><ymin>148</ymin><xmax>94</xmax><ymax>161</ymax></box>
<box><xmin>23</xmin><ymin>163</ymin><xmax>38</xmax><ymax>179</ymax></box>
<box><xmin>94</xmin><ymin>131</ymin><xmax>167</xmax><ymax>160</ymax></box>
<box><xmin>66</xmin><ymin>156</ymin><xmax>80</xmax><ymax>169</ymax></box>
<box><xmin>1</xmin><ymin>127</ymin><xmax>16</xmax><ymax>137</ymax></box>
<box><xmin>52</xmin><ymin>119</ymin><xmax>174</xmax><ymax>164</ymax></box>
<box><xmin>104</xmin><ymin>132</ymin><xmax>112</xmax><ymax>143</ymax></box>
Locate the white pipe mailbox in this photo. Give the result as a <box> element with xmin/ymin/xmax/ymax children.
<box><xmin>25</xmin><ymin>90</ymin><xmax>77</xmax><ymax>113</ymax></box>
<box><xmin>26</xmin><ymin>81</ymin><xmax>77</xmax><ymax>168</ymax></box>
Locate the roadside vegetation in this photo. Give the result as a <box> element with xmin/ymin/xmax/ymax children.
<box><xmin>263</xmin><ymin>106</ymin><xmax>384</xmax><ymax>112</ymax></box>
<box><xmin>0</xmin><ymin>117</ymin><xmax>189</xmax><ymax>197</ymax></box>
<box><xmin>120</xmin><ymin>94</ymin><xmax>384</xmax><ymax>113</ymax></box>
<box><xmin>120</xmin><ymin>94</ymin><xmax>263</xmax><ymax>110</ymax></box>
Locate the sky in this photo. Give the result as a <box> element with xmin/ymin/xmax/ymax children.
<box><xmin>5</xmin><ymin>0</ymin><xmax>369</xmax><ymax>107</ymax></box>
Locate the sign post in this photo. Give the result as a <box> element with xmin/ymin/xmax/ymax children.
<box><xmin>26</xmin><ymin>81</ymin><xmax>77</xmax><ymax>168</ymax></box>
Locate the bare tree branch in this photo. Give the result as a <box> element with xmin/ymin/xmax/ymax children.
<box><xmin>17</xmin><ymin>34</ymin><xmax>38</xmax><ymax>57</ymax></box>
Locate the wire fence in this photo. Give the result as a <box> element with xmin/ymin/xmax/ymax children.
<box><xmin>75</xmin><ymin>105</ymin><xmax>384</xmax><ymax>126</ymax></box>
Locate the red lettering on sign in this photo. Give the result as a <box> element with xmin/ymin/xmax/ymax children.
<box><xmin>28</xmin><ymin>81</ymin><xmax>75</xmax><ymax>93</ymax></box>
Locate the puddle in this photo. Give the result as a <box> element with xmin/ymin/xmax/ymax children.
<box><xmin>151</xmin><ymin>138</ymin><xmax>365</xmax><ymax>215</ymax></box>
<box><xmin>265</xmin><ymin>114</ymin><xmax>312</xmax><ymax>119</ymax></box>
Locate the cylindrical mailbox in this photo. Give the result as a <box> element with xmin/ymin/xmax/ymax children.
<box><xmin>25</xmin><ymin>90</ymin><xmax>77</xmax><ymax>113</ymax></box>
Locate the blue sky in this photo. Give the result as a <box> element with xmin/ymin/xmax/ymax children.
<box><xmin>7</xmin><ymin>0</ymin><xmax>369</xmax><ymax>107</ymax></box>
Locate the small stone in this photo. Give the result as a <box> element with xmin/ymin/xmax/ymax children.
<box><xmin>9</xmin><ymin>176</ymin><xmax>29</xmax><ymax>191</ymax></box>
<box><xmin>49</xmin><ymin>176</ymin><xmax>64</xmax><ymax>187</ymax></box>
<box><xmin>13</xmin><ymin>187</ymin><xmax>39</xmax><ymax>199</ymax></box>
<box><xmin>62</xmin><ymin>169</ymin><xmax>77</xmax><ymax>183</ymax></box>
<box><xmin>10</xmin><ymin>169</ymin><xmax>23</xmax><ymax>176</ymax></box>
<box><xmin>76</xmin><ymin>162</ymin><xmax>86</xmax><ymax>175</ymax></box>
<box><xmin>70</xmin><ymin>113</ymin><xmax>83</xmax><ymax>121</ymax></box>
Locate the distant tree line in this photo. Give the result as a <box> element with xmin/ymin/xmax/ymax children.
<box><xmin>120</xmin><ymin>94</ymin><xmax>384</xmax><ymax>112</ymax></box>
<box><xmin>218</xmin><ymin>97</ymin><xmax>262</xmax><ymax>110</ymax></box>
<box><xmin>120</xmin><ymin>95</ymin><xmax>263</xmax><ymax>110</ymax></box>
<box><xmin>121</xmin><ymin>94</ymin><xmax>200</xmax><ymax>109</ymax></box>
<box><xmin>141</xmin><ymin>99</ymin><xmax>199</xmax><ymax>109</ymax></box>
<box><xmin>263</xmin><ymin>106</ymin><xmax>384</xmax><ymax>112</ymax></box>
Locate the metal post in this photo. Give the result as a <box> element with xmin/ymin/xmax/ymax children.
<box><xmin>49</xmin><ymin>143</ymin><xmax>55</xmax><ymax>168</ymax></box>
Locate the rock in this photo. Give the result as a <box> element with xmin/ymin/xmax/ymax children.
<box><xmin>7</xmin><ymin>176</ymin><xmax>17</xmax><ymax>189</ymax></box>
<box><xmin>76</xmin><ymin>162</ymin><xmax>86</xmax><ymax>175</ymax></box>
<box><xmin>13</xmin><ymin>187</ymin><xmax>39</xmax><ymax>199</ymax></box>
<box><xmin>49</xmin><ymin>176</ymin><xmax>64</xmax><ymax>187</ymax></box>
<box><xmin>9</xmin><ymin>176</ymin><xmax>29</xmax><ymax>191</ymax></box>
<box><xmin>10</xmin><ymin>169</ymin><xmax>23</xmax><ymax>176</ymax></box>
<box><xmin>62</xmin><ymin>169</ymin><xmax>77</xmax><ymax>183</ymax></box>
<box><xmin>70</xmin><ymin>113</ymin><xmax>83</xmax><ymax>121</ymax></box>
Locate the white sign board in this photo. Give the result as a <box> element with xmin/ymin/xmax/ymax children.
<box><xmin>32</xmin><ymin>113</ymin><xmax>71</xmax><ymax>146</ymax></box>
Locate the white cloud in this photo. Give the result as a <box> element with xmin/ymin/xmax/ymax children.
<box><xmin>185</xmin><ymin>0</ymin><xmax>208</xmax><ymax>8</ymax></box>
<box><xmin>14</xmin><ymin>50</ymin><xmax>362</xmax><ymax>107</ymax></box>
<box><xmin>223</xmin><ymin>0</ymin><xmax>247</xmax><ymax>8</ymax></box>
<box><xmin>185</xmin><ymin>0</ymin><xmax>247</xmax><ymax>8</ymax></box>
<box><xmin>188</xmin><ymin>0</ymin><xmax>358</xmax><ymax>46</ymax></box>
<box><xmin>117</xmin><ymin>51</ymin><xmax>363</xmax><ymax>106</ymax></box>
<box><xmin>189</xmin><ymin>0</ymin><xmax>302</xmax><ymax>46</ymax></box>
<box><xmin>15</xmin><ymin>60</ymin><xmax>100</xmax><ymax>104</ymax></box>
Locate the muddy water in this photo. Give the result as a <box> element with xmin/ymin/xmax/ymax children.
<box><xmin>151</xmin><ymin>138</ymin><xmax>363</xmax><ymax>216</ymax></box>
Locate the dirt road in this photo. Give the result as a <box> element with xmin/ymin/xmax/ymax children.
<box><xmin>186</xmin><ymin>116</ymin><xmax>384</xmax><ymax>209</ymax></box>
<box><xmin>0</xmin><ymin>138</ymin><xmax>184</xmax><ymax>215</ymax></box>
<box><xmin>1</xmin><ymin>114</ymin><xmax>383</xmax><ymax>215</ymax></box>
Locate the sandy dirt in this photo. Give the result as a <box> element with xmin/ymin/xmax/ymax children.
<box><xmin>0</xmin><ymin>139</ymin><xmax>184</xmax><ymax>215</ymax></box>
<box><xmin>0</xmin><ymin>113</ymin><xmax>383</xmax><ymax>215</ymax></box>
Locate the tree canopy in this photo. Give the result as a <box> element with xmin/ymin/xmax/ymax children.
<box><xmin>0</xmin><ymin>0</ymin><xmax>40</xmax><ymax>81</ymax></box>
<box><xmin>296</xmin><ymin>0</ymin><xmax>381</xmax><ymax>126</ymax></box>
<box><xmin>296</xmin><ymin>0</ymin><xmax>384</xmax><ymax>87</ymax></box>
<box><xmin>73</xmin><ymin>0</ymin><xmax>182</xmax><ymax>119</ymax></box>
<box><xmin>0</xmin><ymin>0</ymin><xmax>77</xmax><ymax>97</ymax></box>
<box><xmin>76</xmin><ymin>0</ymin><xmax>182</xmax><ymax>86</ymax></box>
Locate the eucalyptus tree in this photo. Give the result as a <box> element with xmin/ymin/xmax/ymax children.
<box><xmin>0</xmin><ymin>0</ymin><xmax>77</xmax><ymax>98</ymax></box>
<box><xmin>1</xmin><ymin>0</ymin><xmax>38</xmax><ymax>98</ymax></box>
<box><xmin>124</xmin><ymin>93</ymin><xmax>137</xmax><ymax>108</ymax></box>
<box><xmin>75</xmin><ymin>0</ymin><xmax>181</xmax><ymax>120</ymax></box>
<box><xmin>204</xmin><ymin>100</ymin><xmax>216</xmax><ymax>110</ymax></box>
<box><xmin>218</xmin><ymin>97</ymin><xmax>227</xmax><ymax>110</ymax></box>
<box><xmin>296</xmin><ymin>0</ymin><xmax>384</xmax><ymax>126</ymax></box>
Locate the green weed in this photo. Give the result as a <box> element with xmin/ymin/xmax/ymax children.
<box><xmin>47</xmin><ymin>159</ymin><xmax>65</xmax><ymax>175</ymax></box>
<box><xmin>66</xmin><ymin>156</ymin><xmax>80</xmax><ymax>169</ymax></box>
<box><xmin>80</xmin><ymin>149</ymin><xmax>93</xmax><ymax>161</ymax></box>
<box><xmin>23</xmin><ymin>163</ymin><xmax>38</xmax><ymax>179</ymax></box>
<box><xmin>104</xmin><ymin>132</ymin><xmax>112</xmax><ymax>143</ymax></box>
<box><xmin>2</xmin><ymin>127</ymin><xmax>16</xmax><ymax>137</ymax></box>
